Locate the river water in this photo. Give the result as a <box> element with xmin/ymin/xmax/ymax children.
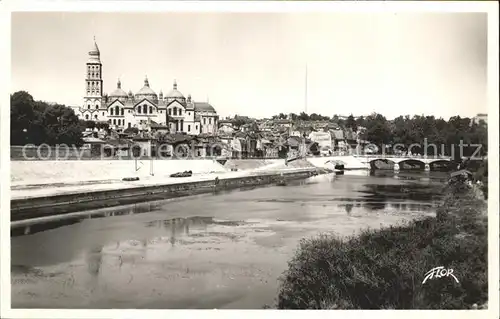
<box><xmin>11</xmin><ymin>171</ymin><xmax>449</xmax><ymax>309</ymax></box>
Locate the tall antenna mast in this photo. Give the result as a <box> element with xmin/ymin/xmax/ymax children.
<box><xmin>305</xmin><ymin>64</ymin><xmax>308</xmax><ymax>114</ymax></box>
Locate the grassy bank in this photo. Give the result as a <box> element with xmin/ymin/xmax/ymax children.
<box><xmin>274</xmin><ymin>181</ymin><xmax>487</xmax><ymax>309</ymax></box>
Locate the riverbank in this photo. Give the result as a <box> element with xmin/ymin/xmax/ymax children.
<box><xmin>10</xmin><ymin>158</ymin><xmax>324</xmax><ymax>187</ymax></box>
<box><xmin>274</xmin><ymin>181</ymin><xmax>487</xmax><ymax>309</ymax></box>
<box><xmin>11</xmin><ymin>165</ymin><xmax>323</xmax><ymax>222</ymax></box>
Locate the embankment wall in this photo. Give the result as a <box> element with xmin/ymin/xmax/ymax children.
<box><xmin>11</xmin><ymin>157</ymin><xmax>365</xmax><ymax>187</ymax></box>
<box><xmin>11</xmin><ymin>159</ymin><xmax>229</xmax><ymax>186</ymax></box>
<box><xmin>11</xmin><ymin>170</ymin><xmax>317</xmax><ymax>221</ymax></box>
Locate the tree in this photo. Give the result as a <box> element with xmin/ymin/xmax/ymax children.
<box><xmin>356</xmin><ymin>116</ymin><xmax>366</xmax><ymax>128</ymax></box>
<box><xmin>250</xmin><ymin>121</ymin><xmax>260</xmax><ymax>132</ymax></box>
<box><xmin>346</xmin><ymin>114</ymin><xmax>357</xmax><ymax>132</ymax></box>
<box><xmin>81</xmin><ymin>120</ymin><xmax>96</xmax><ymax>129</ymax></box>
<box><xmin>331</xmin><ymin>114</ymin><xmax>346</xmax><ymax>128</ymax></box>
<box><xmin>309</xmin><ymin>113</ymin><xmax>329</xmax><ymax>121</ymax></box>
<box><xmin>298</xmin><ymin>112</ymin><xmax>310</xmax><ymax>121</ymax></box>
<box><xmin>233</xmin><ymin>114</ymin><xmax>252</xmax><ymax>128</ymax></box>
<box><xmin>10</xmin><ymin>91</ymin><xmax>83</xmax><ymax>146</ymax></box>
<box><xmin>11</xmin><ymin>91</ymin><xmax>37</xmax><ymax>145</ymax></box>
<box><xmin>377</xmin><ymin>113</ymin><xmax>488</xmax><ymax>157</ymax></box>
<box><xmin>359</xmin><ymin>113</ymin><xmax>391</xmax><ymax>149</ymax></box>
<box><xmin>95</xmin><ymin>121</ymin><xmax>110</xmax><ymax>130</ymax></box>
<box><xmin>309</xmin><ymin>113</ymin><xmax>320</xmax><ymax>121</ymax></box>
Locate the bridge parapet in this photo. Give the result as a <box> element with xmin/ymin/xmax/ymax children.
<box><xmin>353</xmin><ymin>155</ymin><xmax>452</xmax><ymax>165</ymax></box>
<box><xmin>353</xmin><ymin>154</ymin><xmax>452</xmax><ymax>159</ymax></box>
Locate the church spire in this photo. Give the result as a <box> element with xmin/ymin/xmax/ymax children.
<box><xmin>144</xmin><ymin>75</ymin><xmax>149</xmax><ymax>87</ymax></box>
<box><xmin>88</xmin><ymin>36</ymin><xmax>101</xmax><ymax>63</ymax></box>
<box><xmin>90</xmin><ymin>36</ymin><xmax>100</xmax><ymax>55</ymax></box>
<box><xmin>173</xmin><ymin>79</ymin><xmax>177</xmax><ymax>90</ymax></box>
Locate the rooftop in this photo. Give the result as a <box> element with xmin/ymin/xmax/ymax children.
<box><xmin>82</xmin><ymin>137</ymin><xmax>106</xmax><ymax>144</ymax></box>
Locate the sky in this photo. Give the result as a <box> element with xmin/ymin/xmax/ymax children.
<box><xmin>11</xmin><ymin>12</ymin><xmax>487</xmax><ymax>120</ymax></box>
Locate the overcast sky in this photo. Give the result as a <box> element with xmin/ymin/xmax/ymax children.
<box><xmin>11</xmin><ymin>12</ymin><xmax>487</xmax><ymax>119</ymax></box>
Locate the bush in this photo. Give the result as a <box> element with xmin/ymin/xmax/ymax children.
<box><xmin>473</xmin><ymin>159</ymin><xmax>488</xmax><ymax>199</ymax></box>
<box><xmin>276</xmin><ymin>184</ymin><xmax>487</xmax><ymax>309</ymax></box>
<box><xmin>82</xmin><ymin>120</ymin><xmax>96</xmax><ymax>129</ymax></box>
<box><xmin>124</xmin><ymin>127</ymin><xmax>139</xmax><ymax>135</ymax></box>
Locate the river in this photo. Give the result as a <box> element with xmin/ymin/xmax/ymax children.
<box><xmin>11</xmin><ymin>171</ymin><xmax>449</xmax><ymax>309</ymax></box>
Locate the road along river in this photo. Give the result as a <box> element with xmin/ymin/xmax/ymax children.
<box><xmin>11</xmin><ymin>171</ymin><xmax>448</xmax><ymax>309</ymax></box>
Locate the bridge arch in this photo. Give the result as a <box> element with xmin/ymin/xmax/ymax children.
<box><xmin>368</xmin><ymin>158</ymin><xmax>396</xmax><ymax>170</ymax></box>
<box><xmin>427</xmin><ymin>159</ymin><xmax>454</xmax><ymax>171</ymax></box>
<box><xmin>325</xmin><ymin>159</ymin><xmax>347</xmax><ymax>170</ymax></box>
<box><xmin>325</xmin><ymin>159</ymin><xmax>347</xmax><ymax>166</ymax></box>
<box><xmin>396</xmin><ymin>159</ymin><xmax>426</xmax><ymax>169</ymax></box>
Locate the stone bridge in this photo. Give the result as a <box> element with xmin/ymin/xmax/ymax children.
<box><xmin>353</xmin><ymin>155</ymin><xmax>453</xmax><ymax>171</ymax></box>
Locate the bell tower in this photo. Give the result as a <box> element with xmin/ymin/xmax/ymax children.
<box><xmin>83</xmin><ymin>37</ymin><xmax>103</xmax><ymax>112</ymax></box>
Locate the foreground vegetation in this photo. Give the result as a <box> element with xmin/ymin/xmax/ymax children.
<box><xmin>275</xmin><ymin>181</ymin><xmax>487</xmax><ymax>309</ymax></box>
<box><xmin>473</xmin><ymin>159</ymin><xmax>488</xmax><ymax>199</ymax></box>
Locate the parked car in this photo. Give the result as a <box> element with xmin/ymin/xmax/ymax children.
<box><xmin>170</xmin><ymin>170</ymin><xmax>193</xmax><ymax>178</ymax></box>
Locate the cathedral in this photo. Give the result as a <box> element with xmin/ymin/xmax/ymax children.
<box><xmin>73</xmin><ymin>39</ymin><xmax>219</xmax><ymax>136</ymax></box>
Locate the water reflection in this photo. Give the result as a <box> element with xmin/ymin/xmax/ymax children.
<box><xmin>338</xmin><ymin>201</ymin><xmax>434</xmax><ymax>214</ymax></box>
<box><xmin>144</xmin><ymin>216</ymin><xmax>243</xmax><ymax>230</ymax></box>
<box><xmin>370</xmin><ymin>170</ymin><xmax>449</xmax><ymax>182</ymax></box>
<box><xmin>85</xmin><ymin>245</ymin><xmax>103</xmax><ymax>295</ymax></box>
<box><xmin>11</xmin><ymin>218</ymin><xmax>83</xmax><ymax>237</ymax></box>
<box><xmin>141</xmin><ymin>216</ymin><xmax>250</xmax><ymax>247</ymax></box>
<box><xmin>345</xmin><ymin>203</ymin><xmax>353</xmax><ymax>214</ymax></box>
<box><xmin>362</xmin><ymin>183</ymin><xmax>442</xmax><ymax>202</ymax></box>
<box><xmin>333</xmin><ymin>182</ymin><xmax>442</xmax><ymax>212</ymax></box>
<box><xmin>12</xmin><ymin>202</ymin><xmax>165</xmax><ymax>237</ymax></box>
<box><xmin>86</xmin><ymin>246</ymin><xmax>103</xmax><ymax>277</ymax></box>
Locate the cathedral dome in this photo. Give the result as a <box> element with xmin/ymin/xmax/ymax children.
<box><xmin>109</xmin><ymin>79</ymin><xmax>128</xmax><ymax>98</ymax></box>
<box><xmin>135</xmin><ymin>77</ymin><xmax>158</xmax><ymax>100</ymax></box>
<box><xmin>194</xmin><ymin>102</ymin><xmax>216</xmax><ymax>113</ymax></box>
<box><xmin>166</xmin><ymin>80</ymin><xmax>185</xmax><ymax>99</ymax></box>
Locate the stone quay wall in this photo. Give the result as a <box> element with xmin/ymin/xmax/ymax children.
<box><xmin>11</xmin><ymin>170</ymin><xmax>318</xmax><ymax>222</ymax></box>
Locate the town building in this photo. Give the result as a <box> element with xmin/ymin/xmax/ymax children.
<box><xmin>308</xmin><ymin>131</ymin><xmax>333</xmax><ymax>153</ymax></box>
<box><xmin>72</xmin><ymin>39</ymin><xmax>219</xmax><ymax>136</ymax></box>
<box><xmin>218</xmin><ymin>120</ymin><xmax>235</xmax><ymax>134</ymax></box>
